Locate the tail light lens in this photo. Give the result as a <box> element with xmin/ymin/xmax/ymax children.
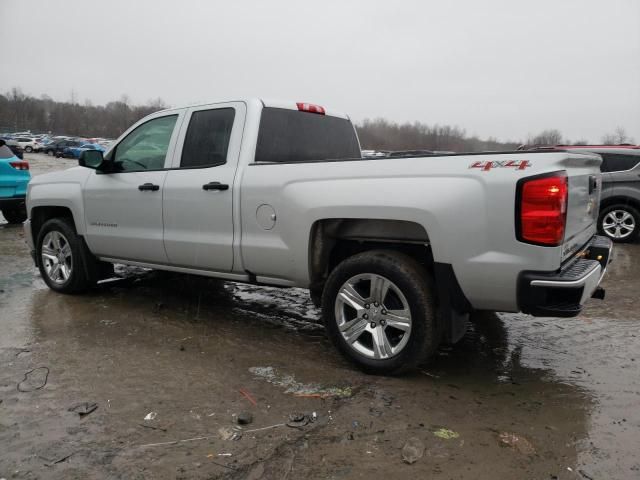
<box><xmin>517</xmin><ymin>172</ymin><xmax>568</xmax><ymax>246</ymax></box>
<box><xmin>9</xmin><ymin>161</ymin><xmax>30</xmax><ymax>171</ymax></box>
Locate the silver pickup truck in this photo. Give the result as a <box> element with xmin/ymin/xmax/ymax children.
<box><xmin>24</xmin><ymin>99</ymin><xmax>612</xmax><ymax>374</ymax></box>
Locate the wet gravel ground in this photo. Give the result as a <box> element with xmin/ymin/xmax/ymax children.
<box><xmin>0</xmin><ymin>153</ymin><xmax>639</xmax><ymax>479</ymax></box>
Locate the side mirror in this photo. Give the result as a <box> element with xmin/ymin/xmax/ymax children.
<box><xmin>79</xmin><ymin>149</ymin><xmax>104</xmax><ymax>169</ymax></box>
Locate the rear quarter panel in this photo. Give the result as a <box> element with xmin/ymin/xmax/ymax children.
<box><xmin>239</xmin><ymin>152</ymin><xmax>595</xmax><ymax>311</ymax></box>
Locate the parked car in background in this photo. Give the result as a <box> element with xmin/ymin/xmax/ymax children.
<box><xmin>62</xmin><ymin>143</ymin><xmax>105</xmax><ymax>159</ymax></box>
<box><xmin>0</xmin><ymin>140</ymin><xmax>30</xmax><ymax>224</ymax></box>
<box><xmin>521</xmin><ymin>145</ymin><xmax>640</xmax><ymax>242</ymax></box>
<box><xmin>1</xmin><ymin>140</ymin><xmax>24</xmax><ymax>159</ymax></box>
<box><xmin>9</xmin><ymin>137</ymin><xmax>42</xmax><ymax>153</ymax></box>
<box><xmin>43</xmin><ymin>139</ymin><xmax>84</xmax><ymax>157</ymax></box>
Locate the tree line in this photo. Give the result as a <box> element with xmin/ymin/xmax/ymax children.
<box><xmin>0</xmin><ymin>88</ymin><xmax>167</xmax><ymax>139</ymax></box>
<box><xmin>0</xmin><ymin>88</ymin><xmax>634</xmax><ymax>149</ymax></box>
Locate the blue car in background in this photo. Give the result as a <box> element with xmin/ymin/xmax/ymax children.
<box><xmin>0</xmin><ymin>141</ymin><xmax>30</xmax><ymax>224</ymax></box>
<box><xmin>62</xmin><ymin>142</ymin><xmax>105</xmax><ymax>159</ymax></box>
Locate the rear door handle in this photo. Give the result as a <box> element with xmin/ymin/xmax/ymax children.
<box><xmin>138</xmin><ymin>183</ymin><xmax>160</xmax><ymax>191</ymax></box>
<box><xmin>202</xmin><ymin>182</ymin><xmax>229</xmax><ymax>191</ymax></box>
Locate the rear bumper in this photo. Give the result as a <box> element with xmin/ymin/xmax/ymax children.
<box><xmin>517</xmin><ymin>235</ymin><xmax>613</xmax><ymax>317</ymax></box>
<box><xmin>0</xmin><ymin>196</ymin><xmax>26</xmax><ymax>210</ymax></box>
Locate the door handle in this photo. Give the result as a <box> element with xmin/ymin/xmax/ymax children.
<box><xmin>138</xmin><ymin>183</ymin><xmax>160</xmax><ymax>191</ymax></box>
<box><xmin>202</xmin><ymin>182</ymin><xmax>229</xmax><ymax>191</ymax></box>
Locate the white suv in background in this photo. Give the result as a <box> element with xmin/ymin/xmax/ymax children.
<box><xmin>10</xmin><ymin>137</ymin><xmax>42</xmax><ymax>153</ymax></box>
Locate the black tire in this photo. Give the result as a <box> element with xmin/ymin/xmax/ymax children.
<box><xmin>322</xmin><ymin>250</ymin><xmax>437</xmax><ymax>375</ymax></box>
<box><xmin>36</xmin><ymin>218</ymin><xmax>96</xmax><ymax>293</ymax></box>
<box><xmin>2</xmin><ymin>208</ymin><xmax>27</xmax><ymax>224</ymax></box>
<box><xmin>25</xmin><ymin>146</ymin><xmax>33</xmax><ymax>153</ymax></box>
<box><xmin>598</xmin><ymin>204</ymin><xmax>640</xmax><ymax>243</ymax></box>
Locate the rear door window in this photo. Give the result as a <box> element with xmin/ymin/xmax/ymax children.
<box><xmin>255</xmin><ymin>108</ymin><xmax>360</xmax><ymax>163</ymax></box>
<box><xmin>180</xmin><ymin>108</ymin><xmax>235</xmax><ymax>168</ymax></box>
<box><xmin>600</xmin><ymin>153</ymin><xmax>640</xmax><ymax>172</ymax></box>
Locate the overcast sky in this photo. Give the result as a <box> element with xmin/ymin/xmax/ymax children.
<box><xmin>1</xmin><ymin>0</ymin><xmax>639</xmax><ymax>142</ymax></box>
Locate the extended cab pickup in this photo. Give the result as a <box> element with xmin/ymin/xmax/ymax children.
<box><xmin>24</xmin><ymin>99</ymin><xmax>612</xmax><ymax>374</ymax></box>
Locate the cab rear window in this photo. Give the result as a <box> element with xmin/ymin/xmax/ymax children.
<box><xmin>255</xmin><ymin>108</ymin><xmax>360</xmax><ymax>163</ymax></box>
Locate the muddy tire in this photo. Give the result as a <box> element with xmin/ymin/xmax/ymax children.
<box><xmin>36</xmin><ymin>218</ymin><xmax>96</xmax><ymax>293</ymax></box>
<box><xmin>2</xmin><ymin>208</ymin><xmax>27</xmax><ymax>224</ymax></box>
<box><xmin>598</xmin><ymin>204</ymin><xmax>640</xmax><ymax>243</ymax></box>
<box><xmin>322</xmin><ymin>250</ymin><xmax>437</xmax><ymax>375</ymax></box>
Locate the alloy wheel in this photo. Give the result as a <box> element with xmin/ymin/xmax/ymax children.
<box><xmin>602</xmin><ymin>209</ymin><xmax>636</xmax><ymax>239</ymax></box>
<box><xmin>334</xmin><ymin>273</ymin><xmax>412</xmax><ymax>360</ymax></box>
<box><xmin>41</xmin><ymin>231</ymin><xmax>73</xmax><ymax>284</ymax></box>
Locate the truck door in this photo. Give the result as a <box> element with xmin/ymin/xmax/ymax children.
<box><xmin>162</xmin><ymin>102</ymin><xmax>246</xmax><ymax>271</ymax></box>
<box><xmin>83</xmin><ymin>111</ymin><xmax>184</xmax><ymax>263</ymax></box>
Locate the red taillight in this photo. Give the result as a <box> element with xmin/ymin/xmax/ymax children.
<box><xmin>296</xmin><ymin>102</ymin><xmax>325</xmax><ymax>115</ymax></box>
<box><xmin>9</xmin><ymin>161</ymin><xmax>29</xmax><ymax>171</ymax></box>
<box><xmin>517</xmin><ymin>172</ymin><xmax>568</xmax><ymax>246</ymax></box>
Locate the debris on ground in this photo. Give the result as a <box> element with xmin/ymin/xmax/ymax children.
<box><xmin>498</xmin><ymin>432</ymin><xmax>536</xmax><ymax>455</ymax></box>
<box><xmin>138</xmin><ymin>423</ymin><xmax>167</xmax><ymax>432</ymax></box>
<box><xmin>239</xmin><ymin>388</ymin><xmax>258</xmax><ymax>406</ymax></box>
<box><xmin>17</xmin><ymin>366</ymin><xmax>50</xmax><ymax>392</ymax></box>
<box><xmin>140</xmin><ymin>435</ymin><xmax>218</xmax><ymax>448</ymax></box>
<box><xmin>144</xmin><ymin>411</ymin><xmax>158</xmax><ymax>421</ymax></box>
<box><xmin>218</xmin><ymin>426</ymin><xmax>243</xmax><ymax>441</ymax></box>
<box><xmin>68</xmin><ymin>402</ymin><xmax>98</xmax><ymax>417</ymax></box>
<box><xmin>41</xmin><ymin>451</ymin><xmax>75</xmax><ymax>467</ymax></box>
<box><xmin>433</xmin><ymin>428</ymin><xmax>460</xmax><ymax>440</ymax></box>
<box><xmin>401</xmin><ymin>437</ymin><xmax>425</xmax><ymax>464</ymax></box>
<box><xmin>236</xmin><ymin>411</ymin><xmax>254</xmax><ymax>425</ymax></box>
<box><xmin>249</xmin><ymin>366</ymin><xmax>352</xmax><ymax>398</ymax></box>
<box><xmin>286</xmin><ymin>412</ymin><xmax>316</xmax><ymax>428</ymax></box>
<box><xmin>244</xmin><ymin>423</ymin><xmax>286</xmax><ymax>434</ymax></box>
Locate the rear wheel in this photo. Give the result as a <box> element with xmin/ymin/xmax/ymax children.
<box><xmin>2</xmin><ymin>208</ymin><xmax>27</xmax><ymax>224</ymax></box>
<box><xmin>25</xmin><ymin>146</ymin><xmax>33</xmax><ymax>153</ymax></box>
<box><xmin>36</xmin><ymin>218</ymin><xmax>96</xmax><ymax>293</ymax></box>
<box><xmin>322</xmin><ymin>250</ymin><xmax>437</xmax><ymax>375</ymax></box>
<box><xmin>598</xmin><ymin>204</ymin><xmax>640</xmax><ymax>243</ymax></box>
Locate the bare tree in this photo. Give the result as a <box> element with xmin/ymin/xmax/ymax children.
<box><xmin>527</xmin><ymin>129</ymin><xmax>564</xmax><ymax>146</ymax></box>
<box><xmin>601</xmin><ymin>126</ymin><xmax>634</xmax><ymax>144</ymax></box>
<box><xmin>0</xmin><ymin>87</ymin><xmax>168</xmax><ymax>137</ymax></box>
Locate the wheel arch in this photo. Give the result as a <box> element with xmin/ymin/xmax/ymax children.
<box><xmin>599</xmin><ymin>196</ymin><xmax>640</xmax><ymax>212</ymax></box>
<box><xmin>30</xmin><ymin>205</ymin><xmax>78</xmax><ymax>249</ymax></box>
<box><xmin>308</xmin><ymin>218</ymin><xmax>432</xmax><ymax>293</ymax></box>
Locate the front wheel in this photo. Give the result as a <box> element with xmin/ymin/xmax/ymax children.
<box><xmin>322</xmin><ymin>250</ymin><xmax>437</xmax><ymax>375</ymax></box>
<box><xmin>25</xmin><ymin>146</ymin><xmax>33</xmax><ymax>153</ymax></box>
<box><xmin>47</xmin><ymin>149</ymin><xmax>54</xmax><ymax>156</ymax></box>
<box><xmin>598</xmin><ymin>204</ymin><xmax>640</xmax><ymax>243</ymax></box>
<box><xmin>36</xmin><ymin>218</ymin><xmax>95</xmax><ymax>293</ymax></box>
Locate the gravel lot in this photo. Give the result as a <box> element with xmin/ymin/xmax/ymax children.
<box><xmin>1</xmin><ymin>153</ymin><xmax>639</xmax><ymax>479</ymax></box>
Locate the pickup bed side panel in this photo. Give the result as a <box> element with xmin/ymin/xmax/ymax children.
<box><xmin>239</xmin><ymin>153</ymin><xmax>592</xmax><ymax>312</ymax></box>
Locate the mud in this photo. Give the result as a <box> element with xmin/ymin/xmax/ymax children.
<box><xmin>0</xmin><ymin>154</ymin><xmax>639</xmax><ymax>479</ymax></box>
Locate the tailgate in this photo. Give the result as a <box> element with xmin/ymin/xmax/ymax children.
<box><xmin>561</xmin><ymin>153</ymin><xmax>602</xmax><ymax>261</ymax></box>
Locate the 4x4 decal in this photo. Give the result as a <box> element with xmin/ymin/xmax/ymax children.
<box><xmin>470</xmin><ymin>160</ymin><xmax>531</xmax><ymax>171</ymax></box>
